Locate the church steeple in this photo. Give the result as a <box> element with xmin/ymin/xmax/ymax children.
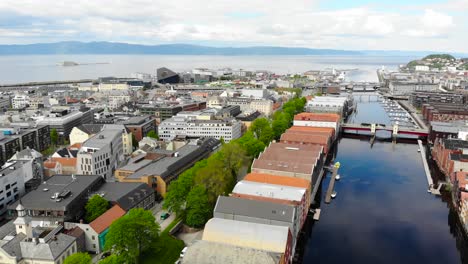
<box><xmin>13</xmin><ymin>200</ymin><xmax>33</xmax><ymax>237</ymax></box>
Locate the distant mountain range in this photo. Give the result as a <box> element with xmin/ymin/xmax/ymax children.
<box><xmin>0</xmin><ymin>41</ymin><xmax>465</xmax><ymax>57</ymax></box>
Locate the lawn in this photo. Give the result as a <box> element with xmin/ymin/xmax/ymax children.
<box><xmin>140</xmin><ymin>218</ymin><xmax>185</xmax><ymax>264</ymax></box>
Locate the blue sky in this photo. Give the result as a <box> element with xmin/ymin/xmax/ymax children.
<box><xmin>0</xmin><ymin>0</ymin><xmax>467</xmax><ymax>52</ymax></box>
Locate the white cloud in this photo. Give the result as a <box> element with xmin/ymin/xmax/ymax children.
<box><xmin>0</xmin><ymin>0</ymin><xmax>466</xmax><ymax>52</ymax></box>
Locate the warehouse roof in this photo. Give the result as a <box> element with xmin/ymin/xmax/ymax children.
<box><xmin>214</xmin><ymin>196</ymin><xmax>296</xmax><ymax>223</ymax></box>
<box><xmin>203</xmin><ymin>218</ymin><xmax>289</xmax><ymax>253</ymax></box>
<box><xmin>244</xmin><ymin>173</ymin><xmax>311</xmax><ymax>190</ymax></box>
<box><xmin>294</xmin><ymin>112</ymin><xmax>340</xmax><ymax>122</ymax></box>
<box><xmin>232</xmin><ymin>181</ymin><xmax>305</xmax><ymax>202</ymax></box>
<box><xmin>181</xmin><ymin>240</ymin><xmax>281</xmax><ymax>264</ymax></box>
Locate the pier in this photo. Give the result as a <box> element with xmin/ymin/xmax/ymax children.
<box><xmin>325</xmin><ymin>163</ymin><xmax>340</xmax><ymax>203</ymax></box>
<box><xmin>417</xmin><ymin>140</ymin><xmax>440</xmax><ymax>195</ymax></box>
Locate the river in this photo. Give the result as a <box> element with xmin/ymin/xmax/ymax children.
<box><xmin>300</xmin><ymin>95</ymin><xmax>468</xmax><ymax>264</ymax></box>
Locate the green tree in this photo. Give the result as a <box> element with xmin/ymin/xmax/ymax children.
<box><xmin>163</xmin><ymin>159</ymin><xmax>208</xmax><ymax>215</ymax></box>
<box><xmin>146</xmin><ymin>130</ymin><xmax>159</xmax><ymax>140</ymax></box>
<box><xmin>132</xmin><ymin>133</ymin><xmax>138</xmax><ymax>150</ymax></box>
<box><xmin>64</xmin><ymin>252</ymin><xmax>92</xmax><ymax>264</ymax></box>
<box><xmin>272</xmin><ymin>113</ymin><xmax>290</xmax><ymax>139</ymax></box>
<box><xmin>234</xmin><ymin>131</ymin><xmax>265</xmax><ymax>158</ymax></box>
<box><xmin>99</xmin><ymin>255</ymin><xmax>126</xmax><ymax>264</ymax></box>
<box><xmin>250</xmin><ymin>118</ymin><xmax>274</xmax><ymax>145</ymax></box>
<box><xmin>185</xmin><ymin>185</ymin><xmax>211</xmax><ymax>227</ymax></box>
<box><xmin>195</xmin><ymin>158</ymin><xmax>232</xmax><ymax>203</ymax></box>
<box><xmin>105</xmin><ymin>208</ymin><xmax>160</xmax><ymax>263</ymax></box>
<box><xmin>50</xmin><ymin>128</ymin><xmax>59</xmax><ymax>146</ymax></box>
<box><xmin>85</xmin><ymin>195</ymin><xmax>109</xmax><ymax>223</ymax></box>
<box><xmin>218</xmin><ymin>142</ymin><xmax>248</xmax><ymax>178</ymax></box>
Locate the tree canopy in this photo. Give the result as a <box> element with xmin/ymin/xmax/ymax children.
<box><xmin>250</xmin><ymin>118</ymin><xmax>274</xmax><ymax>145</ymax></box>
<box><xmin>64</xmin><ymin>253</ymin><xmax>92</xmax><ymax>264</ymax></box>
<box><xmin>85</xmin><ymin>195</ymin><xmax>109</xmax><ymax>223</ymax></box>
<box><xmin>146</xmin><ymin>130</ymin><xmax>158</xmax><ymax>139</ymax></box>
<box><xmin>185</xmin><ymin>185</ymin><xmax>211</xmax><ymax>228</ymax></box>
<box><xmin>105</xmin><ymin>208</ymin><xmax>160</xmax><ymax>263</ymax></box>
<box><xmin>50</xmin><ymin>128</ymin><xmax>59</xmax><ymax>146</ymax></box>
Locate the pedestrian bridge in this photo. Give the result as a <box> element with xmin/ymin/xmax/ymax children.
<box><xmin>342</xmin><ymin>123</ymin><xmax>429</xmax><ymax>137</ymax></box>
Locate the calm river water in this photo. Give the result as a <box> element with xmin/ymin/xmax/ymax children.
<box><xmin>300</xmin><ymin>95</ymin><xmax>468</xmax><ymax>264</ymax></box>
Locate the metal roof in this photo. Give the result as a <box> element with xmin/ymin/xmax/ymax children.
<box><xmin>214</xmin><ymin>196</ymin><xmax>295</xmax><ymax>223</ymax></box>
<box><xmin>203</xmin><ymin>218</ymin><xmax>289</xmax><ymax>254</ymax></box>
<box><xmin>232</xmin><ymin>181</ymin><xmax>305</xmax><ymax>202</ymax></box>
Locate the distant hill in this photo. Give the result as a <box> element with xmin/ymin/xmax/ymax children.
<box><xmin>0</xmin><ymin>41</ymin><xmax>465</xmax><ymax>56</ymax></box>
<box><xmin>0</xmin><ymin>41</ymin><xmax>362</xmax><ymax>55</ymax></box>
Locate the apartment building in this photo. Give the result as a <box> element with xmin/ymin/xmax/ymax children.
<box><xmin>77</xmin><ymin>128</ymin><xmax>125</xmax><ymax>180</ymax></box>
<box><xmin>123</xmin><ymin>116</ymin><xmax>157</xmax><ymax>141</ymax></box>
<box><xmin>159</xmin><ymin>114</ymin><xmax>242</xmax><ymax>142</ymax></box>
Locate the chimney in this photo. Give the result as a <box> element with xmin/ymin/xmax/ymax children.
<box><xmin>79</xmin><ymin>219</ymin><xmax>84</xmax><ymax>224</ymax></box>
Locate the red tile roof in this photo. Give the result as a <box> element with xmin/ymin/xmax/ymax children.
<box><xmin>294</xmin><ymin>113</ymin><xmax>340</xmax><ymax>123</ymax></box>
<box><xmin>90</xmin><ymin>205</ymin><xmax>126</xmax><ymax>234</ymax></box>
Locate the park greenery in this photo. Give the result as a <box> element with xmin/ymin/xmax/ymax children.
<box><xmin>85</xmin><ymin>195</ymin><xmax>109</xmax><ymax>223</ymax></box>
<box><xmin>50</xmin><ymin>128</ymin><xmax>59</xmax><ymax>146</ymax></box>
<box><xmin>147</xmin><ymin>130</ymin><xmax>159</xmax><ymax>140</ymax></box>
<box><xmin>105</xmin><ymin>208</ymin><xmax>160</xmax><ymax>263</ymax></box>
<box><xmin>64</xmin><ymin>252</ymin><xmax>92</xmax><ymax>264</ymax></box>
<box><xmin>163</xmin><ymin>95</ymin><xmax>306</xmax><ymax>228</ymax></box>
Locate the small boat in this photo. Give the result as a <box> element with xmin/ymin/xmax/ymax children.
<box><xmin>417</xmin><ymin>149</ymin><xmax>421</xmax><ymax>153</ymax></box>
<box><xmin>331</xmin><ymin>191</ymin><xmax>337</xmax><ymax>199</ymax></box>
<box><xmin>335</xmin><ymin>174</ymin><xmax>341</xmax><ymax>181</ymax></box>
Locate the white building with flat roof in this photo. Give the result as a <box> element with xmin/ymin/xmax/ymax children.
<box><xmin>159</xmin><ymin>114</ymin><xmax>242</xmax><ymax>143</ymax></box>
<box><xmin>77</xmin><ymin>127</ymin><xmax>124</xmax><ymax>180</ymax></box>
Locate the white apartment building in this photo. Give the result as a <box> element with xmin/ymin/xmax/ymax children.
<box><xmin>0</xmin><ymin>161</ymin><xmax>29</xmax><ymax>214</ymax></box>
<box><xmin>241</xmin><ymin>88</ymin><xmax>268</xmax><ymax>99</ymax></box>
<box><xmin>250</xmin><ymin>99</ymin><xmax>273</xmax><ymax>116</ymax></box>
<box><xmin>76</xmin><ymin>128</ymin><xmax>124</xmax><ymax>180</ymax></box>
<box><xmin>306</xmin><ymin>96</ymin><xmax>349</xmax><ymax>114</ymax></box>
<box><xmin>159</xmin><ymin>115</ymin><xmax>242</xmax><ymax>143</ymax></box>
<box><xmin>12</xmin><ymin>94</ymin><xmax>30</xmax><ymax>109</ymax></box>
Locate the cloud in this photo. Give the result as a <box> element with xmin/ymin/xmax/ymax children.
<box><xmin>0</xmin><ymin>0</ymin><xmax>465</xmax><ymax>52</ymax></box>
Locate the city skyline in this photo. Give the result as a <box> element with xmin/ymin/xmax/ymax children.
<box><xmin>0</xmin><ymin>0</ymin><xmax>467</xmax><ymax>53</ymax></box>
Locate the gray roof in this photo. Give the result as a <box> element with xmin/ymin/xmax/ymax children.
<box><xmin>182</xmin><ymin>240</ymin><xmax>281</xmax><ymax>264</ymax></box>
<box><xmin>20</xmin><ymin>233</ymin><xmax>75</xmax><ymax>261</ymax></box>
<box><xmin>77</xmin><ymin>124</ymin><xmax>104</xmax><ymax>135</ymax></box>
<box><xmin>214</xmin><ymin>196</ymin><xmax>295</xmax><ymax>223</ymax></box>
<box><xmin>122</xmin><ymin>115</ymin><xmax>152</xmax><ymax>125</ymax></box>
<box><xmin>8</xmin><ymin>175</ymin><xmax>103</xmax><ymax>211</ymax></box>
<box><xmin>82</xmin><ymin>128</ymin><xmax>121</xmax><ymax>148</ymax></box>
<box><xmin>0</xmin><ymin>220</ymin><xmax>16</xmax><ymax>240</ymax></box>
<box><xmin>1</xmin><ymin>233</ymin><xmax>25</xmax><ymax>260</ymax></box>
<box><xmin>94</xmin><ymin>182</ymin><xmax>154</xmax><ymax>211</ymax></box>
<box><xmin>118</xmin><ymin>155</ymin><xmax>158</xmax><ymax>172</ymax></box>
<box><xmin>126</xmin><ymin>138</ymin><xmax>219</xmax><ymax>180</ymax></box>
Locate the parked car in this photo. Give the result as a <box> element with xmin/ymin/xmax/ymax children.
<box><xmin>100</xmin><ymin>252</ymin><xmax>112</xmax><ymax>260</ymax></box>
<box><xmin>160</xmin><ymin>212</ymin><xmax>170</xmax><ymax>220</ymax></box>
<box><xmin>180</xmin><ymin>247</ymin><xmax>188</xmax><ymax>258</ymax></box>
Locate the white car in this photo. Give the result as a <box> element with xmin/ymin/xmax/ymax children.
<box><xmin>180</xmin><ymin>247</ymin><xmax>188</xmax><ymax>258</ymax></box>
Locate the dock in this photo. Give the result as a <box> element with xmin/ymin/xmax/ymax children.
<box><xmin>313</xmin><ymin>209</ymin><xmax>321</xmax><ymax>221</ymax></box>
<box><xmin>417</xmin><ymin>140</ymin><xmax>434</xmax><ymax>186</ymax></box>
<box><xmin>325</xmin><ymin>163</ymin><xmax>340</xmax><ymax>203</ymax></box>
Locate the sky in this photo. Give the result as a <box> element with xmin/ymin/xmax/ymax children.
<box><xmin>0</xmin><ymin>0</ymin><xmax>467</xmax><ymax>52</ymax></box>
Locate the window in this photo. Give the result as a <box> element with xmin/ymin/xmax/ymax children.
<box><xmin>5</xmin><ymin>184</ymin><xmax>10</xmax><ymax>190</ymax></box>
<box><xmin>92</xmin><ymin>235</ymin><xmax>95</xmax><ymax>240</ymax></box>
<box><xmin>93</xmin><ymin>244</ymin><xmax>96</xmax><ymax>248</ymax></box>
<box><xmin>6</xmin><ymin>191</ymin><xmax>11</xmax><ymax>197</ymax></box>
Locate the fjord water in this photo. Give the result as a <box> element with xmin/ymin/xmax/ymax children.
<box><xmin>0</xmin><ymin>55</ymin><xmax>415</xmax><ymax>84</ymax></box>
<box><xmin>301</xmin><ymin>97</ymin><xmax>468</xmax><ymax>264</ymax></box>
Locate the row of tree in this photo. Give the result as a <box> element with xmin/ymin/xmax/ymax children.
<box><xmin>163</xmin><ymin>95</ymin><xmax>306</xmax><ymax>228</ymax></box>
